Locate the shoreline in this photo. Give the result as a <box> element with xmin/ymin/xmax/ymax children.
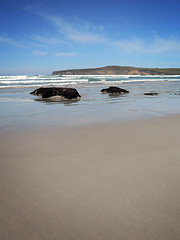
<box><xmin>1</xmin><ymin>111</ymin><xmax>180</xmax><ymax>133</ymax></box>
<box><xmin>1</xmin><ymin>114</ymin><xmax>180</xmax><ymax>239</ymax></box>
<box><xmin>1</xmin><ymin>82</ymin><xmax>180</xmax><ymax>132</ymax></box>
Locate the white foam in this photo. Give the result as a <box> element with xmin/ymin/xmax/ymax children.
<box><xmin>0</xmin><ymin>74</ymin><xmax>180</xmax><ymax>89</ymax></box>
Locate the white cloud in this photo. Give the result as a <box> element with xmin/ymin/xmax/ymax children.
<box><xmin>26</xmin><ymin>10</ymin><xmax>106</xmax><ymax>45</ymax></box>
<box><xmin>67</xmin><ymin>31</ymin><xmax>105</xmax><ymax>44</ymax></box>
<box><xmin>44</xmin><ymin>16</ymin><xmax>106</xmax><ymax>44</ymax></box>
<box><xmin>32</xmin><ymin>50</ymin><xmax>48</xmax><ymax>56</ymax></box>
<box><xmin>23</xmin><ymin>5</ymin><xmax>180</xmax><ymax>56</ymax></box>
<box><xmin>0</xmin><ymin>35</ymin><xmax>26</xmax><ymax>48</ymax></box>
<box><xmin>114</xmin><ymin>36</ymin><xmax>180</xmax><ymax>54</ymax></box>
<box><xmin>53</xmin><ymin>52</ymin><xmax>78</xmax><ymax>57</ymax></box>
<box><xmin>30</xmin><ymin>34</ymin><xmax>64</xmax><ymax>45</ymax></box>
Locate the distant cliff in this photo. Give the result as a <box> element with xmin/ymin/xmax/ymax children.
<box><xmin>52</xmin><ymin>66</ymin><xmax>180</xmax><ymax>75</ymax></box>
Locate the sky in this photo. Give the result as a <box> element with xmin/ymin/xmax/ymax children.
<box><xmin>1</xmin><ymin>0</ymin><xmax>180</xmax><ymax>74</ymax></box>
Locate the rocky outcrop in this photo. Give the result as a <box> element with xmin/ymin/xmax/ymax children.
<box><xmin>30</xmin><ymin>87</ymin><xmax>81</xmax><ymax>99</ymax></box>
<box><xmin>128</xmin><ymin>70</ymin><xmax>140</xmax><ymax>75</ymax></box>
<box><xmin>101</xmin><ymin>86</ymin><xmax>129</xmax><ymax>94</ymax></box>
<box><xmin>52</xmin><ymin>65</ymin><xmax>180</xmax><ymax>75</ymax></box>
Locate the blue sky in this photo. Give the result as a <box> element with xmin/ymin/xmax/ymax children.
<box><xmin>1</xmin><ymin>0</ymin><xmax>180</xmax><ymax>74</ymax></box>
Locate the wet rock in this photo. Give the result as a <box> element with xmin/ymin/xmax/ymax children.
<box><xmin>30</xmin><ymin>87</ymin><xmax>81</xmax><ymax>100</ymax></box>
<box><xmin>144</xmin><ymin>92</ymin><xmax>158</xmax><ymax>96</ymax></box>
<box><xmin>101</xmin><ymin>86</ymin><xmax>129</xmax><ymax>94</ymax></box>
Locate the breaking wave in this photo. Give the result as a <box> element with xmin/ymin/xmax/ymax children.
<box><xmin>0</xmin><ymin>74</ymin><xmax>180</xmax><ymax>89</ymax></box>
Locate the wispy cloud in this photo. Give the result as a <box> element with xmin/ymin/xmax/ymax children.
<box><xmin>53</xmin><ymin>52</ymin><xmax>78</xmax><ymax>57</ymax></box>
<box><xmin>0</xmin><ymin>35</ymin><xmax>26</xmax><ymax>48</ymax></box>
<box><xmin>45</xmin><ymin>16</ymin><xmax>105</xmax><ymax>44</ymax></box>
<box><xmin>114</xmin><ymin>36</ymin><xmax>180</xmax><ymax>54</ymax></box>
<box><xmin>21</xmin><ymin>5</ymin><xmax>180</xmax><ymax>58</ymax></box>
<box><xmin>32</xmin><ymin>50</ymin><xmax>48</xmax><ymax>56</ymax></box>
<box><xmin>30</xmin><ymin>34</ymin><xmax>64</xmax><ymax>45</ymax></box>
<box><xmin>41</xmin><ymin>15</ymin><xmax>106</xmax><ymax>45</ymax></box>
<box><xmin>23</xmin><ymin>5</ymin><xmax>107</xmax><ymax>45</ymax></box>
<box><xmin>68</xmin><ymin>31</ymin><xmax>105</xmax><ymax>45</ymax></box>
<box><xmin>26</xmin><ymin>8</ymin><xmax>180</xmax><ymax>55</ymax></box>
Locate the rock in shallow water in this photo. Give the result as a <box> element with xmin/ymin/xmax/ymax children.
<box><xmin>30</xmin><ymin>87</ymin><xmax>81</xmax><ymax>100</ymax></box>
<box><xmin>144</xmin><ymin>92</ymin><xmax>158</xmax><ymax>96</ymax></box>
<box><xmin>101</xmin><ymin>86</ymin><xmax>129</xmax><ymax>94</ymax></box>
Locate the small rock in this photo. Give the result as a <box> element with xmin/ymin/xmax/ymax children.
<box><xmin>144</xmin><ymin>92</ymin><xmax>158</xmax><ymax>96</ymax></box>
<box><xmin>101</xmin><ymin>86</ymin><xmax>129</xmax><ymax>94</ymax></box>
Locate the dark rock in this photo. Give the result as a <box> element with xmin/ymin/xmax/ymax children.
<box><xmin>144</xmin><ymin>92</ymin><xmax>158</xmax><ymax>96</ymax></box>
<box><xmin>101</xmin><ymin>86</ymin><xmax>129</xmax><ymax>94</ymax></box>
<box><xmin>30</xmin><ymin>87</ymin><xmax>81</xmax><ymax>99</ymax></box>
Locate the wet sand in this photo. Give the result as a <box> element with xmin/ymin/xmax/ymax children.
<box><xmin>0</xmin><ymin>115</ymin><xmax>180</xmax><ymax>240</ymax></box>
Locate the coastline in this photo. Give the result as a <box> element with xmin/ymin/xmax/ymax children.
<box><xmin>1</xmin><ymin>114</ymin><xmax>180</xmax><ymax>239</ymax></box>
<box><xmin>1</xmin><ymin>82</ymin><xmax>180</xmax><ymax>132</ymax></box>
<box><xmin>52</xmin><ymin>65</ymin><xmax>180</xmax><ymax>75</ymax></box>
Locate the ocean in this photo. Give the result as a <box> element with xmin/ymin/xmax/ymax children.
<box><xmin>0</xmin><ymin>74</ymin><xmax>180</xmax><ymax>131</ymax></box>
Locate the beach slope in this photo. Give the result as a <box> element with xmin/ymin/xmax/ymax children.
<box><xmin>0</xmin><ymin>115</ymin><xmax>180</xmax><ymax>240</ymax></box>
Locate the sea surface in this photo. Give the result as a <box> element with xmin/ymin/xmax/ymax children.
<box><xmin>0</xmin><ymin>74</ymin><xmax>180</xmax><ymax>131</ymax></box>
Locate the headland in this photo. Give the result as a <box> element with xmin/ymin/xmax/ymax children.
<box><xmin>52</xmin><ymin>65</ymin><xmax>180</xmax><ymax>75</ymax></box>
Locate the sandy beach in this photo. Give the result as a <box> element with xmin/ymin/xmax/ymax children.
<box><xmin>0</xmin><ymin>114</ymin><xmax>180</xmax><ymax>240</ymax></box>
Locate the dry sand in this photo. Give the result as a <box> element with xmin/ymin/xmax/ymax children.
<box><xmin>0</xmin><ymin>115</ymin><xmax>180</xmax><ymax>240</ymax></box>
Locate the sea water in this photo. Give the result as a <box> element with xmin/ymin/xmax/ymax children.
<box><xmin>0</xmin><ymin>74</ymin><xmax>180</xmax><ymax>131</ymax></box>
